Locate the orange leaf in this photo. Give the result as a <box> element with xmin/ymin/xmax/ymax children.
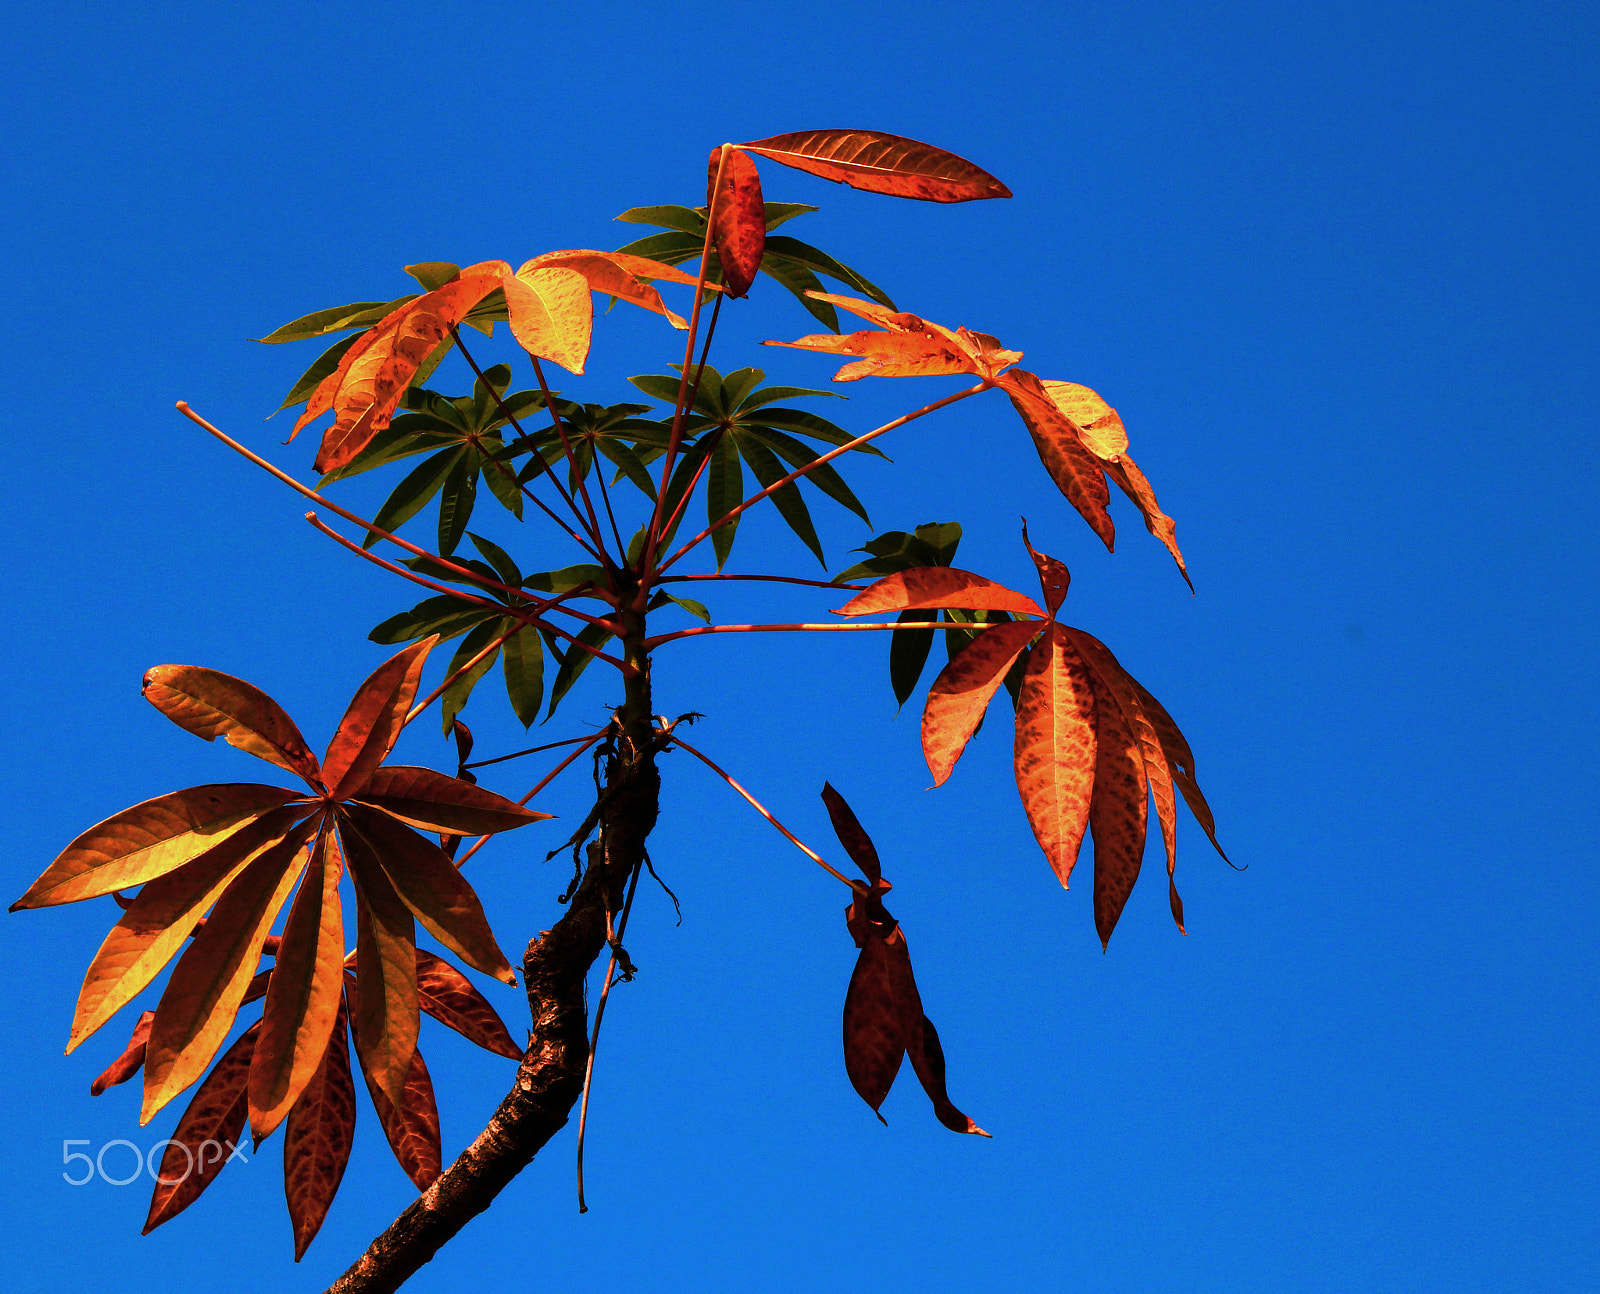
<box><xmin>141</xmin><ymin>819</ymin><xmax>317</xmax><ymax>1124</ymax></box>
<box><xmin>142</xmin><ymin>666</ymin><xmax>320</xmax><ymax>784</ymax></box>
<box><xmin>344</xmin><ymin>841</ymin><xmax>419</xmax><ymax>1107</ymax></box>
<box><xmin>1066</xmin><ymin>629</ymin><xmax>1184</xmax><ymax>935</ymax></box>
<box><xmin>356</xmin><ymin>765</ymin><xmax>553</xmax><ymax>835</ymax></box>
<box><xmin>801</xmin><ymin>293</ymin><xmax>1023</xmax><ymax>377</ymax></box>
<box><xmin>765</xmin><ymin>327</ymin><xmax>976</xmax><ymax>382</ymax></box>
<box><xmin>321</xmin><ymin>638</ymin><xmax>438</xmax><ymax>801</ymax></box>
<box><xmin>1012</xmin><ymin>624</ymin><xmax>1097</xmax><ymax>888</ymax></box>
<box><xmin>342</xmin><ymin>805</ymin><xmax>514</xmax><ymax>985</ymax></box>
<box><xmin>1038</xmin><ymin>380</ymin><xmax>1129</xmax><ymax>459</ymax></box>
<box><xmin>1122</xmin><ymin>673</ymin><xmax>1230</xmax><ymax>866</ymax></box>
<box><xmin>707</xmin><ymin>147</ymin><xmax>765</xmax><ymax>298</ymax></box>
<box><xmin>738</xmin><ymin>129</ymin><xmax>1011</xmax><ymax>203</ymax></box>
<box><xmin>517</xmin><ymin>250</ymin><xmax>692</xmax><ymax>328</ymax></box>
<box><xmin>921</xmin><ymin>620</ymin><xmax>1041</xmax><ymax>786</ymax></box>
<box><xmin>250</xmin><ymin>829</ymin><xmax>346</xmax><ymax>1143</ymax></box>
<box><xmin>834</xmin><ymin>567</ymin><xmax>1044</xmax><ymax>619</ymax></box>
<box><xmin>283</xmin><ymin>1003</ymin><xmax>356</xmax><ymax>1261</ymax></box>
<box><xmin>503</xmin><ymin>265</ymin><xmax>592</xmax><ymax>374</ymax></box>
<box><xmin>1021</xmin><ymin>523</ymin><xmax>1071</xmax><ymax>617</ymax></box>
<box><xmin>143</xmin><ymin>1022</ymin><xmax>257</xmax><ymax>1234</ymax></box>
<box><xmin>90</xmin><ymin>1010</ymin><xmax>154</xmax><ymax>1096</ymax></box>
<box><xmin>309</xmin><ymin>263</ymin><xmax>509</xmax><ymax>474</ymax></box>
<box><xmin>69</xmin><ymin>805</ymin><xmax>306</xmax><ymax>1053</ymax></box>
<box><xmin>356</xmin><ymin>1027</ymin><xmax>441</xmax><ymax>1191</ymax></box>
<box><xmin>415</xmin><ymin>950</ymin><xmax>522</xmax><ymax>1059</ymax></box>
<box><xmin>996</xmin><ymin>370</ymin><xmax>1115</xmax><ymax>551</ymax></box>
<box><xmin>1105</xmin><ymin>453</ymin><xmax>1191</xmax><ymax>590</ymax></box>
<box><xmin>12</xmin><ymin>783</ymin><xmax>301</xmax><ymax>910</ymax></box>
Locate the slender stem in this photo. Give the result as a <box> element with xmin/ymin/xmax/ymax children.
<box><xmin>448</xmin><ymin>327</ymin><xmax>607</xmax><ymax>564</ymax></box>
<box><xmin>656</xmin><ymin>381</ymin><xmax>990</xmax><ymax>575</ymax></box>
<box><xmin>644</xmin><ymin>619</ymin><xmax>959</xmax><ymax>651</ymax></box>
<box><xmin>463</xmin><ymin>734</ymin><xmax>598</xmax><ymax>771</ymax></box>
<box><xmin>527</xmin><ymin>356</ymin><xmax>618</xmax><ymax>570</ymax></box>
<box><xmin>452</xmin><ymin>732</ymin><xmax>607</xmax><ymax>868</ymax></box>
<box><xmin>668</xmin><ymin>734</ymin><xmax>861</xmax><ymax>893</ymax></box>
<box><xmin>660</xmin><ymin>573</ymin><xmax>869</xmax><ymax>591</ymax></box>
<box><xmin>575</xmin><ymin>853</ymin><xmax>643</xmax><ymax>1213</ymax></box>
<box><xmin>303</xmin><ymin>513</ymin><xmax>501</xmax><ymax>609</ymax></box>
<box><xmin>654</xmin><ymin>423</ymin><xmax>722</xmax><ymax>551</ymax></box>
<box><xmin>404</xmin><ymin>620</ymin><xmax>523</xmax><ymax>726</ymax></box>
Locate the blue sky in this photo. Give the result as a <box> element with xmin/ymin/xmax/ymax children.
<box><xmin>2</xmin><ymin>2</ymin><xmax>1596</xmax><ymax>1291</ymax></box>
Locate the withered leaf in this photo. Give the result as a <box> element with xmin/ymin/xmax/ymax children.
<box><xmin>1075</xmin><ymin>645</ymin><xmax>1150</xmax><ymax>948</ymax></box>
<box><xmin>835</xmin><ymin>567</ymin><xmax>1044</xmax><ymax>619</ymax></box>
<box><xmin>517</xmin><ymin>250</ymin><xmax>696</xmax><ymax>328</ymax></box>
<box><xmin>819</xmin><ymin>782</ymin><xmax>881</xmax><ymax>883</ymax></box>
<box><xmin>503</xmin><ymin>265</ymin><xmax>592</xmax><ymax>374</ymax></box>
<box><xmin>90</xmin><ymin>1010</ymin><xmax>154</xmax><ymax>1096</ymax></box>
<box><xmin>997</xmin><ymin>370</ymin><xmax>1116</xmax><ymax>551</ymax></box>
<box><xmin>144</xmin><ymin>1022</ymin><xmax>258</xmax><ymax>1234</ymax></box>
<box><xmin>739</xmin><ymin>130</ymin><xmax>1011</xmax><ymax>203</ymax></box>
<box><xmin>283</xmin><ymin>1003</ymin><xmax>356</xmax><ymax>1261</ymax></box>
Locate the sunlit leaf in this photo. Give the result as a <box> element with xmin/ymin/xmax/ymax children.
<box><xmin>996</xmin><ymin>369</ymin><xmax>1115</xmax><ymax>550</ymax></box>
<box><xmin>835</xmin><ymin>568</ymin><xmax>1044</xmax><ymax>619</ymax></box>
<box><xmin>1013</xmin><ymin>623</ymin><xmax>1097</xmax><ymax>888</ymax></box>
<box><xmin>141</xmin><ymin>665</ymin><xmax>320</xmax><ymax>783</ymax></box>
<box><xmin>707</xmin><ymin>147</ymin><xmax>765</xmax><ymax>298</ymax></box>
<box><xmin>739</xmin><ymin>130</ymin><xmax>1011</xmax><ymax>203</ymax></box>
<box><xmin>90</xmin><ymin>1011</ymin><xmax>153</xmax><ymax>1096</ymax></box>
<box><xmin>415</xmin><ymin>950</ymin><xmax>523</xmax><ymax>1059</ymax></box>
<box><xmin>322</xmin><ymin>638</ymin><xmax>438</xmax><ymax>801</ymax></box>
<box><xmin>504</xmin><ymin>265</ymin><xmax>592</xmax><ymax>374</ymax></box>
<box><xmin>283</xmin><ymin>1003</ymin><xmax>356</xmax><ymax>1261</ymax></box>
<box><xmin>922</xmin><ymin>620</ymin><xmax>1041</xmax><ymax>785</ymax></box>
<box><xmin>356</xmin><ymin>764</ymin><xmax>552</xmax><ymax>835</ymax></box>
<box><xmin>345</xmin><ymin>851</ymin><xmax>418</xmax><ymax>1109</ymax></box>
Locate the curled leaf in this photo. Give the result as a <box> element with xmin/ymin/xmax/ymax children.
<box><xmin>707</xmin><ymin>146</ymin><xmax>766</xmax><ymax>298</ymax></box>
<box><xmin>90</xmin><ymin>1011</ymin><xmax>154</xmax><ymax>1096</ymax></box>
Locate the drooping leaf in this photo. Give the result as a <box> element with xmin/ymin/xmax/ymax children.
<box><xmin>274</xmin><ymin>332</ymin><xmax>362</xmax><ymax>415</ymax></box>
<box><xmin>921</xmin><ymin>620</ymin><xmax>1042</xmax><ymax>785</ymax></box>
<box><xmin>283</xmin><ymin>1003</ymin><xmax>356</xmax><ymax>1261</ymax></box>
<box><xmin>543</xmin><ymin>622</ymin><xmax>618</xmax><ymax>721</ymax></box>
<box><xmin>90</xmin><ymin>1011</ymin><xmax>154</xmax><ymax>1096</ymax></box>
<box><xmin>342</xmin><ymin>805</ymin><xmax>514</xmax><ymax>985</ymax></box>
<box><xmin>503</xmin><ymin>265</ymin><xmax>592</xmax><ymax>374</ymax></box>
<box><xmin>707</xmin><ymin>147</ymin><xmax>765</xmax><ymax>298</ymax></box>
<box><xmin>143</xmin><ymin>1022</ymin><xmax>257</xmax><ymax>1234</ymax></box>
<box><xmin>1106</xmin><ymin>453</ymin><xmax>1191</xmax><ymax>589</ymax></box>
<box><xmin>356</xmin><ymin>764</ymin><xmax>552</xmax><ymax>835</ymax></box>
<box><xmin>766</xmin><ymin>326</ymin><xmax>975</xmax><ymax>382</ymax></box>
<box><xmin>1121</xmin><ymin>672</ymin><xmax>1230</xmax><ymax>866</ymax></box>
<box><xmin>12</xmin><ymin>783</ymin><xmax>302</xmax><ymax>910</ymax></box>
<box><xmin>68</xmin><ymin>805</ymin><xmax>306</xmax><ymax>1053</ymax></box>
<box><xmin>414</xmin><ymin>950</ymin><xmax>523</xmax><ymax>1059</ymax></box>
<box><xmin>842</xmin><ymin>928</ymin><xmax>907</xmax><ymax>1121</ymax></box>
<box><xmin>902</xmin><ymin>1007</ymin><xmax>989</xmax><ymax>1136</ymax></box>
<box><xmin>321</xmin><ymin>638</ymin><xmax>438</xmax><ymax>801</ymax></box>
<box><xmin>141</xmin><ymin>666</ymin><xmax>320</xmax><ymax>783</ymax></box>
<box><xmin>357</xmin><ymin>1028</ymin><xmax>441</xmax><ymax>1190</ymax></box>
<box><xmin>250</xmin><ymin>830</ymin><xmax>346</xmax><ymax>1143</ymax></box>
<box><xmin>739</xmin><ymin>130</ymin><xmax>1011</xmax><ymax>203</ymax></box>
<box><xmin>1039</xmin><ymin>380</ymin><xmax>1129</xmax><ymax>459</ymax></box>
<box><xmin>1012</xmin><ymin>623</ymin><xmax>1097</xmax><ymax>888</ymax></box>
<box><xmin>996</xmin><ymin>370</ymin><xmax>1115</xmax><ymax>551</ymax></box>
<box><xmin>345</xmin><ymin>854</ymin><xmax>418</xmax><ymax>1109</ymax></box>
<box><xmin>437</xmin><ymin>618</ymin><xmax>501</xmax><ymax>732</ymax></box>
<box><xmin>834</xmin><ymin>568</ymin><xmax>1044</xmax><ymax>619</ymax></box>
<box><xmin>141</xmin><ymin>820</ymin><xmax>317</xmax><ymax>1124</ymax></box>
<box><xmin>820</xmin><ymin>782</ymin><xmax>881</xmax><ymax>883</ymax></box>
<box><xmin>1074</xmin><ymin>643</ymin><xmax>1150</xmax><ymax>948</ymax></box>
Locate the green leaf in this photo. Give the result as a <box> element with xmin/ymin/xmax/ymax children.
<box><xmin>317</xmin><ymin>424</ymin><xmax>455</xmax><ymax>486</ymax></box>
<box><xmin>734</xmin><ymin>384</ymin><xmax>844</xmax><ymax>411</ymax></box>
<box><xmin>408</xmin><ymin>332</ymin><xmax>454</xmax><ymax>388</ymax></box>
<box><xmin>469</xmin><ymin>365</ymin><xmax>514</xmax><ymax>424</ymax></box>
<box><xmin>761</xmin><ymin>202</ymin><xmax>821</xmax><ymax>231</ymax></box>
<box><xmin>835</xmin><ymin>523</ymin><xmax>961</xmax><ymax>582</ymax></box>
<box><xmin>405</xmin><ymin>263</ymin><xmax>461</xmax><ymax>292</ymax></box>
<box><xmin>890</xmin><ymin>609</ymin><xmax>937</xmax><ymax>709</ymax></box>
<box><xmin>721</xmin><ymin>367</ymin><xmax>765</xmax><ymax>411</ymax></box>
<box><xmin>501</xmin><ymin>622</ymin><xmax>544</xmax><ymax>728</ymax></box>
<box><xmin>403</xmin><ymin>554</ymin><xmax>504</xmax><ymax>591</ymax></box>
<box><xmin>648</xmin><ymin>590</ymin><xmax>711</xmax><ymax>623</ymax></box>
<box><xmin>611</xmin><ymin>230</ymin><xmax>703</xmax><ymax>265</ymax></box>
<box><xmin>628</xmin><ymin>372</ymin><xmax>690</xmax><ymax>406</ymax></box>
<box><xmin>735</xmin><ymin>434</ymin><xmax>826</xmax><ymax>566</ymax></box>
<box><xmin>478</xmin><ymin>443</ymin><xmax>524</xmax><ymax>520</ymax></box>
<box><xmin>545</xmin><ymin>623</ymin><xmax>617</xmax><ymax>721</ymax></box>
<box><xmin>274</xmin><ymin>333</ymin><xmax>361</xmax><ymax>414</ymax></box>
<box><xmin>594</xmin><ymin>436</ymin><xmax>658</xmax><ymax>500</ymax></box>
<box><xmin>364</xmin><ymin>448</ymin><xmax>463</xmax><ymax>550</ymax></box>
<box><xmin>467</xmin><ymin>533</ymin><xmax>522</xmax><ymax>587</ymax></box>
<box><xmin>255</xmin><ymin>297</ymin><xmax>416</xmax><ymax>345</ymax></box>
<box><xmin>747</xmin><ymin>426</ymin><xmax>872</xmax><ymax>524</ymax></box>
<box><xmin>753</xmin><ymin>407</ymin><xmax>887</xmax><ymax>457</ymax></box>
<box><xmin>436</xmin><ymin>455</ymin><xmax>477</xmax><ymax>556</ymax></box>
<box><xmin>440</xmin><ymin>620</ymin><xmax>503</xmax><ymax>733</ymax></box>
<box><xmin>707</xmin><ymin>433</ymin><xmax>743</xmax><ymax>570</ymax></box>
<box><xmin>522</xmin><ymin>563</ymin><xmax>608</xmax><ymax>597</ymax></box>
<box><xmin>369</xmin><ymin>596</ymin><xmax>494</xmax><ymax>647</ymax></box>
<box><xmin>763</xmin><ymin>235</ymin><xmax>896</xmax><ymax>308</ymax></box>
<box><xmin>614</xmin><ymin>205</ymin><xmax>706</xmax><ymax>234</ymax></box>
<box><xmin>754</xmin><ymin>254</ymin><xmax>839</xmax><ymax>331</ymax></box>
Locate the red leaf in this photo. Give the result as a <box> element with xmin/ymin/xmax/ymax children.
<box><xmin>355</xmin><ymin>1021</ymin><xmax>442</xmax><ymax>1191</ymax></box>
<box><xmin>996</xmin><ymin>370</ymin><xmax>1115</xmax><ymax>551</ymax></box>
<box><xmin>321</xmin><ymin>639</ymin><xmax>438</xmax><ymax>801</ymax></box>
<box><xmin>1012</xmin><ymin>624</ymin><xmax>1097</xmax><ymax>888</ymax></box>
<box><xmin>143</xmin><ymin>1022</ymin><xmax>257</xmax><ymax>1234</ymax></box>
<box><xmin>283</xmin><ymin>1002</ymin><xmax>356</xmax><ymax>1261</ymax></box>
<box><xmin>707</xmin><ymin>147</ymin><xmax>765</xmax><ymax>298</ymax></box>
<box><xmin>90</xmin><ymin>1011</ymin><xmax>154</xmax><ymax>1096</ymax></box>
<box><xmin>356</xmin><ymin>765</ymin><xmax>552</xmax><ymax>835</ymax></box>
<box><xmin>142</xmin><ymin>665</ymin><xmax>320</xmax><ymax>784</ymax></box>
<box><xmin>1021</xmin><ymin>523</ymin><xmax>1071</xmax><ymax>617</ymax></box>
<box><xmin>842</xmin><ymin>930</ymin><xmax>909</xmax><ymax>1120</ymax></box>
<box><xmin>415</xmin><ymin>950</ymin><xmax>522</xmax><ymax>1059</ymax></box>
<box><xmin>903</xmin><ymin>1011</ymin><xmax>989</xmax><ymax>1137</ymax></box>
<box><xmin>1105</xmin><ymin>453</ymin><xmax>1191</xmax><ymax>590</ymax></box>
<box><xmin>921</xmin><ymin>620</ymin><xmax>1041</xmax><ymax>786</ymax></box>
<box><xmin>346</xmin><ymin>852</ymin><xmax>419</xmax><ymax>1107</ymax></box>
<box><xmin>1074</xmin><ymin>640</ymin><xmax>1150</xmax><ymax>948</ymax></box>
<box><xmin>834</xmin><ymin>568</ymin><xmax>1044</xmax><ymax>619</ymax></box>
<box><xmin>739</xmin><ymin>130</ymin><xmax>1011</xmax><ymax>203</ymax></box>
<box><xmin>820</xmin><ymin>782</ymin><xmax>881</xmax><ymax>884</ymax></box>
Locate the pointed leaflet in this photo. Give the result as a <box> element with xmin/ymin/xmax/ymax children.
<box><xmin>12</xmin><ymin>783</ymin><xmax>301</xmax><ymax>910</ymax></box>
<box><xmin>69</xmin><ymin>805</ymin><xmax>306</xmax><ymax>1053</ymax></box>
<box><xmin>322</xmin><ymin>638</ymin><xmax>438</xmax><ymax>801</ymax></box>
<box><xmin>141</xmin><ymin>820</ymin><xmax>316</xmax><ymax>1124</ymax></box>
<box><xmin>765</xmin><ymin>327</ymin><xmax>977</xmax><ymax>383</ymax></box>
<box><xmin>800</xmin><ymin>292</ymin><xmax>1022</xmax><ymax>377</ymax></box>
<box><xmin>342</xmin><ymin>804</ymin><xmax>514</xmax><ymax>984</ymax></box>
<box><xmin>415</xmin><ymin>950</ymin><xmax>522</xmax><ymax>1058</ymax></box>
<box><xmin>1021</xmin><ymin>524</ymin><xmax>1071</xmax><ymax>617</ymax></box>
<box><xmin>283</xmin><ymin>1003</ymin><xmax>356</xmax><ymax>1261</ymax></box>
<box><xmin>835</xmin><ymin>568</ymin><xmax>1043</xmax><ymax>619</ymax></box>
<box><xmin>358</xmin><ymin>1027</ymin><xmax>441</xmax><ymax>1190</ymax></box>
<box><xmin>707</xmin><ymin>147</ymin><xmax>765</xmax><ymax>298</ymax></box>
<box><xmin>738</xmin><ymin>130</ymin><xmax>1011</xmax><ymax>203</ymax></box>
<box><xmin>1013</xmin><ymin>624</ymin><xmax>1097</xmax><ymax>888</ymax></box>
<box><xmin>996</xmin><ymin>370</ymin><xmax>1115</xmax><ymax>551</ymax></box>
<box><xmin>517</xmin><ymin>250</ymin><xmax>696</xmax><ymax>328</ymax></box>
<box><xmin>921</xmin><ymin>620</ymin><xmax>1042</xmax><ymax>786</ymax></box>
<box><xmin>142</xmin><ymin>666</ymin><xmax>320</xmax><ymax>783</ymax></box>
<box><xmin>90</xmin><ymin>1011</ymin><xmax>154</xmax><ymax>1096</ymax></box>
<box><xmin>1077</xmin><ymin>646</ymin><xmax>1150</xmax><ymax>948</ymax></box>
<box><xmin>819</xmin><ymin>782</ymin><xmax>881</xmax><ymax>883</ymax></box>
<box><xmin>344</xmin><ymin>832</ymin><xmax>419</xmax><ymax>1108</ymax></box>
<box><xmin>1122</xmin><ymin>672</ymin><xmax>1230</xmax><ymax>867</ymax></box>
<box><xmin>503</xmin><ymin>266</ymin><xmax>592</xmax><ymax>374</ymax></box>
<box><xmin>144</xmin><ymin>1022</ymin><xmax>257</xmax><ymax>1234</ymax></box>
<box><xmin>1106</xmin><ymin>454</ymin><xmax>1191</xmax><ymax>589</ymax></box>
<box><xmin>303</xmin><ymin>264</ymin><xmax>511</xmax><ymax>475</ymax></box>
<box><xmin>250</xmin><ymin>829</ymin><xmax>346</xmax><ymax>1143</ymax></box>
<box><xmin>355</xmin><ymin>765</ymin><xmax>552</xmax><ymax>835</ymax></box>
